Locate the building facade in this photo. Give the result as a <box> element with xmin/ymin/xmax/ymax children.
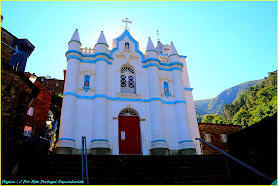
<box><xmin>56</xmin><ymin>29</ymin><xmax>201</xmax><ymax>155</ymax></box>
<box><xmin>198</xmin><ymin>123</ymin><xmax>242</xmax><ymax>154</ymax></box>
<box><xmin>1</xmin><ymin>26</ymin><xmax>38</xmax><ymax>177</ymax></box>
<box><xmin>24</xmin><ymin>73</ymin><xmax>52</xmax><ymax>137</ymax></box>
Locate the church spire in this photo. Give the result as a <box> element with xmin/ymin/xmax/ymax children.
<box><xmin>145</xmin><ymin>37</ymin><xmax>156</xmax><ymax>52</ymax></box>
<box><xmin>169</xmin><ymin>42</ymin><xmax>178</xmax><ymax>56</ymax></box>
<box><xmin>68</xmin><ymin>29</ymin><xmax>81</xmax><ymax>50</ymax></box>
<box><xmin>70</xmin><ymin>29</ymin><xmax>81</xmax><ymax>43</ymax></box>
<box><xmin>95</xmin><ymin>31</ymin><xmax>108</xmax><ymax>53</ymax></box>
<box><xmin>145</xmin><ymin>37</ymin><xmax>158</xmax><ymax>59</ymax></box>
<box><xmin>97</xmin><ymin>31</ymin><xmax>107</xmax><ymax>44</ymax></box>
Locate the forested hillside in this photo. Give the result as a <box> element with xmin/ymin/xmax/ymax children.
<box><xmin>194</xmin><ymin>79</ymin><xmax>262</xmax><ymax>122</ymax></box>
<box><xmin>221</xmin><ymin>70</ymin><xmax>277</xmax><ymax>126</ymax></box>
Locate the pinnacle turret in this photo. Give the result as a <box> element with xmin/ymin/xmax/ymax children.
<box><xmin>97</xmin><ymin>31</ymin><xmax>107</xmax><ymax>44</ymax></box>
<box><xmin>68</xmin><ymin>29</ymin><xmax>81</xmax><ymax>50</ymax></box>
<box><xmin>145</xmin><ymin>37</ymin><xmax>156</xmax><ymax>52</ymax></box>
<box><xmin>145</xmin><ymin>37</ymin><xmax>158</xmax><ymax>59</ymax></box>
<box><xmin>95</xmin><ymin>31</ymin><xmax>108</xmax><ymax>53</ymax></box>
<box><xmin>155</xmin><ymin>41</ymin><xmax>163</xmax><ymax>53</ymax></box>
<box><xmin>169</xmin><ymin>42</ymin><xmax>178</xmax><ymax>56</ymax></box>
<box><xmin>169</xmin><ymin>42</ymin><xmax>180</xmax><ymax>61</ymax></box>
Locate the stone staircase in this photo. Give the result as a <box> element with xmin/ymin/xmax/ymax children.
<box><xmin>16</xmin><ymin>154</ymin><xmax>232</xmax><ymax>185</ymax></box>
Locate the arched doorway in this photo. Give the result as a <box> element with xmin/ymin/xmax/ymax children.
<box><xmin>118</xmin><ymin>109</ymin><xmax>141</xmax><ymax>154</ymax></box>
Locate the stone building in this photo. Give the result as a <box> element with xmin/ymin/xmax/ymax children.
<box><xmin>198</xmin><ymin>123</ymin><xmax>242</xmax><ymax>154</ymax></box>
<box><xmin>56</xmin><ymin>28</ymin><xmax>201</xmax><ymax>155</ymax></box>
<box><xmin>24</xmin><ymin>73</ymin><xmax>52</xmax><ymax>137</ymax></box>
<box><xmin>1</xmin><ymin>26</ymin><xmax>37</xmax><ymax>176</ymax></box>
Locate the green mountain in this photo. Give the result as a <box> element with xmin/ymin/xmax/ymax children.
<box><xmin>194</xmin><ymin>79</ymin><xmax>263</xmax><ymax>122</ymax></box>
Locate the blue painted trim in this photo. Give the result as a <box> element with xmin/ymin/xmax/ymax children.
<box><xmin>95</xmin><ymin>43</ymin><xmax>109</xmax><ymax>47</ymax></box>
<box><xmin>151</xmin><ymin>139</ymin><xmax>167</xmax><ymax>143</ymax></box>
<box><xmin>142</xmin><ymin>63</ymin><xmax>160</xmax><ymax>69</ymax></box>
<box><xmin>158</xmin><ymin>53</ymin><xmax>169</xmax><ymax>57</ymax></box>
<box><xmin>66</xmin><ymin>50</ymin><xmax>112</xmax><ymax>59</ymax></box>
<box><xmin>179</xmin><ymin>140</ymin><xmax>193</xmax><ymax>143</ymax></box>
<box><xmin>143</xmin><ymin>58</ymin><xmax>161</xmax><ymax>63</ymax></box>
<box><xmin>91</xmin><ymin>139</ymin><xmax>109</xmax><ymax>142</ymax></box>
<box><xmin>58</xmin><ymin>138</ymin><xmax>76</xmax><ymax>142</ymax></box>
<box><xmin>110</xmin><ymin>30</ymin><xmax>145</xmax><ymax>61</ymax></box>
<box><xmin>164</xmin><ymin>92</ymin><xmax>170</xmax><ymax>98</ymax></box>
<box><xmin>68</xmin><ymin>40</ymin><xmax>81</xmax><ymax>45</ymax></box>
<box><xmin>83</xmin><ymin>87</ymin><xmax>90</xmax><ymax>92</ymax></box>
<box><xmin>179</xmin><ymin>55</ymin><xmax>187</xmax><ymax>58</ymax></box>
<box><xmin>146</xmin><ymin>50</ymin><xmax>158</xmax><ymax>53</ymax></box>
<box><xmin>158</xmin><ymin>62</ymin><xmax>183</xmax><ymax>67</ymax></box>
<box><xmin>184</xmin><ymin>87</ymin><xmax>193</xmax><ymax>91</ymax></box>
<box><xmin>66</xmin><ymin>50</ymin><xmax>82</xmax><ymax>56</ymax></box>
<box><xmin>169</xmin><ymin>54</ymin><xmax>179</xmax><ymax>57</ymax></box>
<box><xmin>94</xmin><ymin>52</ymin><xmax>111</xmax><ymax>59</ymax></box>
<box><xmin>63</xmin><ymin>92</ymin><xmax>187</xmax><ymax>104</ymax></box>
<box><xmin>67</xmin><ymin>55</ymin><xmax>112</xmax><ymax>65</ymax></box>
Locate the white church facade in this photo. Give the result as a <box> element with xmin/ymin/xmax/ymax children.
<box><xmin>56</xmin><ymin>28</ymin><xmax>201</xmax><ymax>155</ymax></box>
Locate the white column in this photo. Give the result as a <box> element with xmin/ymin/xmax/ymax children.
<box><xmin>56</xmin><ymin>57</ymin><xmax>80</xmax><ymax>148</ymax></box>
<box><xmin>90</xmin><ymin>59</ymin><xmax>110</xmax><ymax>149</ymax></box>
<box><xmin>147</xmin><ymin>65</ymin><xmax>168</xmax><ymax>149</ymax></box>
<box><xmin>171</xmin><ymin>69</ymin><xmax>196</xmax><ymax>151</ymax></box>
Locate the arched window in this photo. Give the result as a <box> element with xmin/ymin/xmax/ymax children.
<box><xmin>125</xmin><ymin>42</ymin><xmax>129</xmax><ymax>50</ymax></box>
<box><xmin>121</xmin><ymin>66</ymin><xmax>136</xmax><ymax>94</ymax></box>
<box><xmin>164</xmin><ymin>82</ymin><xmax>170</xmax><ymax>98</ymax></box>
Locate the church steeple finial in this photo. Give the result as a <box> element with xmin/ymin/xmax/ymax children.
<box><xmin>122</xmin><ymin>18</ymin><xmax>132</xmax><ymax>30</ymax></box>
<box><xmin>68</xmin><ymin>29</ymin><xmax>81</xmax><ymax>50</ymax></box>
<box><xmin>95</xmin><ymin>31</ymin><xmax>108</xmax><ymax>53</ymax></box>
<box><xmin>97</xmin><ymin>31</ymin><xmax>107</xmax><ymax>44</ymax></box>
<box><xmin>70</xmin><ymin>29</ymin><xmax>81</xmax><ymax>43</ymax></box>
<box><xmin>169</xmin><ymin>41</ymin><xmax>178</xmax><ymax>55</ymax></box>
<box><xmin>157</xmin><ymin>30</ymin><xmax>160</xmax><ymax>42</ymax></box>
<box><xmin>146</xmin><ymin>37</ymin><xmax>156</xmax><ymax>52</ymax></box>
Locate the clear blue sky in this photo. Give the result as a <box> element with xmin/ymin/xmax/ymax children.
<box><xmin>1</xmin><ymin>1</ymin><xmax>277</xmax><ymax>100</ymax></box>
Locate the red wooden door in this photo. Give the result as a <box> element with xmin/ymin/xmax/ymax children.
<box><xmin>119</xmin><ymin>116</ymin><xmax>141</xmax><ymax>154</ymax></box>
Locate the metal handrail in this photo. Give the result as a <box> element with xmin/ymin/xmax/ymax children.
<box><xmin>196</xmin><ymin>138</ymin><xmax>275</xmax><ymax>183</ymax></box>
<box><xmin>81</xmin><ymin>136</ymin><xmax>89</xmax><ymax>185</ymax></box>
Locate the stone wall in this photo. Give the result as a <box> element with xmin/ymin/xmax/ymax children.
<box><xmin>1</xmin><ymin>27</ymin><xmax>16</xmax><ymax>65</ymax></box>
<box><xmin>198</xmin><ymin>123</ymin><xmax>242</xmax><ymax>154</ymax></box>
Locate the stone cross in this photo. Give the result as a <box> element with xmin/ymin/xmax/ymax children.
<box><xmin>157</xmin><ymin>30</ymin><xmax>160</xmax><ymax>42</ymax></box>
<box><xmin>122</xmin><ymin>18</ymin><xmax>132</xmax><ymax>30</ymax></box>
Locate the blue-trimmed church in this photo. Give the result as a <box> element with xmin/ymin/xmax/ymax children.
<box><xmin>56</xmin><ymin>28</ymin><xmax>201</xmax><ymax>156</ymax></box>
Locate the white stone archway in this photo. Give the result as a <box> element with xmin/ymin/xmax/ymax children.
<box><xmin>111</xmin><ymin>103</ymin><xmax>150</xmax><ymax>155</ymax></box>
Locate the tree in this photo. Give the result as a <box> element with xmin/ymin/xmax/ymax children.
<box><xmin>202</xmin><ymin>114</ymin><xmax>227</xmax><ymax>124</ymax></box>
<box><xmin>232</xmin><ymin>109</ymin><xmax>250</xmax><ymax>126</ymax></box>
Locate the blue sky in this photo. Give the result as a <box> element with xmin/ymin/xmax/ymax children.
<box><xmin>1</xmin><ymin>1</ymin><xmax>277</xmax><ymax>100</ymax></box>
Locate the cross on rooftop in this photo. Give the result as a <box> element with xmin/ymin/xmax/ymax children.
<box><xmin>122</xmin><ymin>18</ymin><xmax>132</xmax><ymax>30</ymax></box>
<box><xmin>157</xmin><ymin>30</ymin><xmax>160</xmax><ymax>42</ymax></box>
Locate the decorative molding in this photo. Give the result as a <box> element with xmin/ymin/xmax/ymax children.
<box><xmin>178</xmin><ymin>140</ymin><xmax>193</xmax><ymax>143</ymax></box>
<box><xmin>68</xmin><ymin>40</ymin><xmax>81</xmax><ymax>45</ymax></box>
<box><xmin>110</xmin><ymin>30</ymin><xmax>145</xmax><ymax>61</ymax></box>
<box><xmin>140</xmin><ymin>118</ymin><xmax>146</xmax><ymax>121</ymax></box>
<box><xmin>91</xmin><ymin>139</ymin><xmax>109</xmax><ymax>142</ymax></box>
<box><xmin>184</xmin><ymin>87</ymin><xmax>193</xmax><ymax>91</ymax></box>
<box><xmin>151</xmin><ymin>139</ymin><xmax>167</xmax><ymax>143</ymax></box>
<box><xmin>58</xmin><ymin>138</ymin><xmax>76</xmax><ymax>142</ymax></box>
<box><xmin>113</xmin><ymin>117</ymin><xmax>119</xmax><ymax>120</ymax></box>
<box><xmin>63</xmin><ymin>92</ymin><xmax>187</xmax><ymax>104</ymax></box>
<box><xmin>67</xmin><ymin>55</ymin><xmax>112</xmax><ymax>65</ymax></box>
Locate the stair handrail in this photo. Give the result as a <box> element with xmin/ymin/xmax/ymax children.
<box><xmin>196</xmin><ymin>138</ymin><xmax>275</xmax><ymax>183</ymax></box>
<box><xmin>81</xmin><ymin>136</ymin><xmax>89</xmax><ymax>185</ymax></box>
